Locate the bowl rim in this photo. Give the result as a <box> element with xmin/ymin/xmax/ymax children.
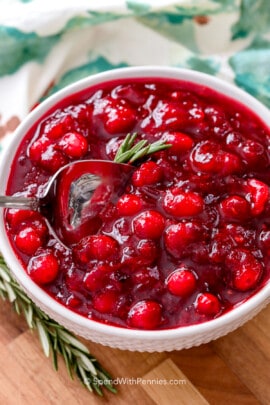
<box><xmin>0</xmin><ymin>65</ymin><xmax>270</xmax><ymax>340</ymax></box>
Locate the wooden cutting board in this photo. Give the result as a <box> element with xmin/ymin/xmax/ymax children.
<box><xmin>0</xmin><ymin>299</ymin><xmax>269</xmax><ymax>405</ymax></box>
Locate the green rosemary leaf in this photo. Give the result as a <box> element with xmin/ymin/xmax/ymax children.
<box><xmin>36</xmin><ymin>319</ymin><xmax>51</xmax><ymax>357</ymax></box>
<box><xmin>3</xmin><ymin>280</ymin><xmax>17</xmax><ymax>302</ymax></box>
<box><xmin>0</xmin><ymin>265</ymin><xmax>11</xmax><ymax>282</ymax></box>
<box><xmin>147</xmin><ymin>140</ymin><xmax>172</xmax><ymax>154</ymax></box>
<box><xmin>59</xmin><ymin>340</ymin><xmax>73</xmax><ymax>380</ymax></box>
<box><xmin>114</xmin><ymin>132</ymin><xmax>137</xmax><ymax>161</ymax></box>
<box><xmin>114</xmin><ymin>149</ymin><xmax>135</xmax><ymax>163</ymax></box>
<box><xmin>129</xmin><ymin>145</ymin><xmax>150</xmax><ymax>162</ymax></box>
<box><xmin>23</xmin><ymin>304</ymin><xmax>34</xmax><ymax>329</ymax></box>
<box><xmin>91</xmin><ymin>379</ymin><xmax>104</xmax><ymax>396</ymax></box>
<box><xmin>14</xmin><ymin>299</ymin><xmax>21</xmax><ymax>315</ymax></box>
<box><xmin>52</xmin><ymin>346</ymin><xmax>58</xmax><ymax>371</ymax></box>
<box><xmin>114</xmin><ymin>132</ymin><xmax>171</xmax><ymax>164</ymax></box>
<box><xmin>96</xmin><ymin>369</ymin><xmax>117</xmax><ymax>393</ymax></box>
<box><xmin>77</xmin><ymin>365</ymin><xmax>93</xmax><ymax>392</ymax></box>
<box><xmin>57</xmin><ymin>329</ymin><xmax>89</xmax><ymax>354</ymax></box>
<box><xmin>73</xmin><ymin>349</ymin><xmax>97</xmax><ymax>375</ymax></box>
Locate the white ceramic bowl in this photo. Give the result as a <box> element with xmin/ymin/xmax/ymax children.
<box><xmin>0</xmin><ymin>67</ymin><xmax>270</xmax><ymax>352</ymax></box>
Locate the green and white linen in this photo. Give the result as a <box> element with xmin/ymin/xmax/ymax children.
<box><xmin>0</xmin><ymin>0</ymin><xmax>269</xmax><ymax>148</ymax></box>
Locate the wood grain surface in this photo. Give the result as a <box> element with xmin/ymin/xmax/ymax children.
<box><xmin>0</xmin><ymin>299</ymin><xmax>268</xmax><ymax>405</ymax></box>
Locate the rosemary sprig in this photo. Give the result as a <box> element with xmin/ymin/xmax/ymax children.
<box><xmin>0</xmin><ymin>256</ymin><xmax>116</xmax><ymax>396</ymax></box>
<box><xmin>114</xmin><ymin>133</ymin><xmax>171</xmax><ymax>164</ymax></box>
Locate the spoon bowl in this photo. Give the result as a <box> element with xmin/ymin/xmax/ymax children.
<box><xmin>0</xmin><ymin>159</ymin><xmax>134</xmax><ymax>245</ymax></box>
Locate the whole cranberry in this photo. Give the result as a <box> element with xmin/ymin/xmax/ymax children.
<box><xmin>27</xmin><ymin>251</ymin><xmax>59</xmax><ymax>285</ymax></box>
<box><xmin>166</xmin><ymin>266</ymin><xmax>197</xmax><ymax>296</ymax></box>
<box><xmin>190</xmin><ymin>140</ymin><xmax>241</xmax><ymax>175</ymax></box>
<box><xmin>15</xmin><ymin>226</ymin><xmax>43</xmax><ymax>255</ymax></box>
<box><xmin>244</xmin><ymin>178</ymin><xmax>269</xmax><ymax>216</ymax></box>
<box><xmin>219</xmin><ymin>195</ymin><xmax>250</xmax><ymax>221</ymax></box>
<box><xmin>132</xmin><ymin>267</ymin><xmax>159</xmax><ymax>287</ymax></box>
<box><xmin>84</xmin><ymin>265</ymin><xmax>112</xmax><ymax>292</ymax></box>
<box><xmin>196</xmin><ymin>293</ymin><xmax>221</xmax><ymax>316</ymax></box>
<box><xmin>103</xmin><ymin>98</ymin><xmax>136</xmax><ymax>134</ymax></box>
<box><xmin>226</xmin><ymin>248</ymin><xmax>263</xmax><ymax>291</ymax></box>
<box><xmin>93</xmin><ymin>290</ymin><xmax>119</xmax><ymax>314</ymax></box>
<box><xmin>58</xmin><ymin>132</ymin><xmax>88</xmax><ymax>158</ymax></box>
<box><xmin>136</xmin><ymin>239</ymin><xmax>158</xmax><ymax>263</ymax></box>
<box><xmin>219</xmin><ymin>152</ymin><xmax>242</xmax><ymax>175</ymax></box>
<box><xmin>164</xmin><ymin>222</ymin><xmax>201</xmax><ymax>257</ymax></box>
<box><xmin>233</xmin><ymin>265</ymin><xmax>262</xmax><ymax>292</ymax></box>
<box><xmin>190</xmin><ymin>140</ymin><xmax>221</xmax><ymax>174</ymax></box>
<box><xmin>132</xmin><ymin>161</ymin><xmax>163</xmax><ymax>187</ymax></box>
<box><xmin>239</xmin><ymin>140</ymin><xmax>266</xmax><ymax>167</ymax></box>
<box><xmin>163</xmin><ymin>189</ymin><xmax>204</xmax><ymax>217</ymax></box>
<box><xmin>74</xmin><ymin>235</ymin><xmax>119</xmax><ymax>263</ymax></box>
<box><xmin>39</xmin><ymin>145</ymin><xmax>68</xmax><ymax>173</ymax></box>
<box><xmin>117</xmin><ymin>194</ymin><xmax>142</xmax><ymax>216</ymax></box>
<box><xmin>128</xmin><ymin>300</ymin><xmax>162</xmax><ymax>329</ymax></box>
<box><xmin>133</xmin><ymin>210</ymin><xmax>165</xmax><ymax>239</ymax></box>
<box><xmin>28</xmin><ymin>136</ymin><xmax>50</xmax><ymax>163</ymax></box>
<box><xmin>6</xmin><ymin>210</ymin><xmax>44</xmax><ymax>230</ymax></box>
<box><xmin>162</xmin><ymin>132</ymin><xmax>194</xmax><ymax>155</ymax></box>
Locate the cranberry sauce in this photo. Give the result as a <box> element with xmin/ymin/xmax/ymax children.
<box><xmin>5</xmin><ymin>77</ymin><xmax>270</xmax><ymax>330</ymax></box>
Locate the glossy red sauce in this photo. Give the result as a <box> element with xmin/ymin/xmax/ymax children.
<box><xmin>5</xmin><ymin>77</ymin><xmax>270</xmax><ymax>329</ymax></box>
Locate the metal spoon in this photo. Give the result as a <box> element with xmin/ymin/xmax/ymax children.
<box><xmin>0</xmin><ymin>160</ymin><xmax>134</xmax><ymax>246</ymax></box>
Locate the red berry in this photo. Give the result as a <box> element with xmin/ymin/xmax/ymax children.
<box><xmin>27</xmin><ymin>251</ymin><xmax>59</xmax><ymax>285</ymax></box>
<box><xmin>58</xmin><ymin>132</ymin><xmax>88</xmax><ymax>158</ymax></box>
<box><xmin>233</xmin><ymin>265</ymin><xmax>262</xmax><ymax>291</ymax></box>
<box><xmin>220</xmin><ymin>152</ymin><xmax>242</xmax><ymax>175</ymax></box>
<box><xmin>132</xmin><ymin>161</ymin><xmax>163</xmax><ymax>187</ymax></box>
<box><xmin>31</xmin><ymin>217</ymin><xmax>48</xmax><ymax>239</ymax></box>
<box><xmin>84</xmin><ymin>265</ymin><xmax>111</xmax><ymax>292</ymax></box>
<box><xmin>163</xmin><ymin>132</ymin><xmax>194</xmax><ymax>155</ymax></box>
<box><xmin>128</xmin><ymin>300</ymin><xmax>162</xmax><ymax>329</ymax></box>
<box><xmin>226</xmin><ymin>248</ymin><xmax>263</xmax><ymax>291</ymax></box>
<box><xmin>133</xmin><ymin>210</ymin><xmax>165</xmax><ymax>239</ymax></box>
<box><xmin>104</xmin><ymin>99</ymin><xmax>136</xmax><ymax>134</ymax></box>
<box><xmin>66</xmin><ymin>295</ymin><xmax>81</xmax><ymax>308</ymax></box>
<box><xmin>75</xmin><ymin>235</ymin><xmax>118</xmax><ymax>262</ymax></box>
<box><xmin>190</xmin><ymin>141</ymin><xmax>220</xmax><ymax>173</ymax></box>
<box><xmin>28</xmin><ymin>136</ymin><xmax>50</xmax><ymax>162</ymax></box>
<box><xmin>6</xmin><ymin>209</ymin><xmax>40</xmax><ymax>229</ymax></box>
<box><xmin>136</xmin><ymin>239</ymin><xmax>157</xmax><ymax>263</ymax></box>
<box><xmin>132</xmin><ymin>267</ymin><xmax>159</xmax><ymax>287</ymax></box>
<box><xmin>93</xmin><ymin>290</ymin><xmax>119</xmax><ymax>314</ymax></box>
<box><xmin>14</xmin><ymin>226</ymin><xmax>43</xmax><ymax>255</ymax></box>
<box><xmin>150</xmin><ymin>101</ymin><xmax>187</xmax><ymax>130</ymax></box>
<box><xmin>240</xmin><ymin>140</ymin><xmax>266</xmax><ymax>167</ymax></box>
<box><xmin>190</xmin><ymin>141</ymin><xmax>241</xmax><ymax>175</ymax></box>
<box><xmin>45</xmin><ymin>121</ymin><xmax>65</xmax><ymax>139</ymax></box>
<box><xmin>220</xmin><ymin>195</ymin><xmax>250</xmax><ymax>221</ymax></box>
<box><xmin>117</xmin><ymin>194</ymin><xmax>142</xmax><ymax>216</ymax></box>
<box><xmin>244</xmin><ymin>178</ymin><xmax>269</xmax><ymax>215</ymax></box>
<box><xmin>166</xmin><ymin>267</ymin><xmax>197</xmax><ymax>296</ymax></box>
<box><xmin>196</xmin><ymin>293</ymin><xmax>221</xmax><ymax>316</ymax></box>
<box><xmin>39</xmin><ymin>146</ymin><xmax>68</xmax><ymax>173</ymax></box>
<box><xmin>163</xmin><ymin>189</ymin><xmax>204</xmax><ymax>217</ymax></box>
<box><xmin>164</xmin><ymin>222</ymin><xmax>201</xmax><ymax>257</ymax></box>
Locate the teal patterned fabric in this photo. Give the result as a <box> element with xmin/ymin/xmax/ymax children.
<box><xmin>0</xmin><ymin>0</ymin><xmax>269</xmax><ymax>148</ymax></box>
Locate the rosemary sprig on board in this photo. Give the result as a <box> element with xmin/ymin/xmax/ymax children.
<box><xmin>0</xmin><ymin>256</ymin><xmax>116</xmax><ymax>396</ymax></box>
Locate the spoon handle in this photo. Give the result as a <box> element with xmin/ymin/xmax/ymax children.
<box><xmin>0</xmin><ymin>196</ymin><xmax>39</xmax><ymax>210</ymax></box>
